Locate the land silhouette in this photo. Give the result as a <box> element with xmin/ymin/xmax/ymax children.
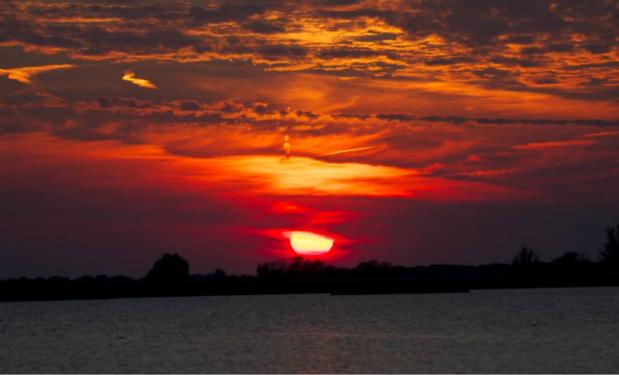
<box><xmin>1</xmin><ymin>224</ymin><xmax>618</xmax><ymax>302</ymax></box>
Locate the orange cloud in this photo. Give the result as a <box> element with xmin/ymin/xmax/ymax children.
<box><xmin>512</xmin><ymin>139</ymin><xmax>596</xmax><ymax>151</ymax></box>
<box><xmin>1</xmin><ymin>1</ymin><xmax>616</xmax><ymax>114</ymax></box>
<box><xmin>121</xmin><ymin>71</ymin><xmax>157</xmax><ymax>89</ymax></box>
<box><xmin>0</xmin><ymin>132</ymin><xmax>526</xmax><ymax>202</ymax></box>
<box><xmin>202</xmin><ymin>155</ymin><xmax>411</xmax><ymax>197</ymax></box>
<box><xmin>0</xmin><ymin>64</ymin><xmax>74</xmax><ymax>84</ymax></box>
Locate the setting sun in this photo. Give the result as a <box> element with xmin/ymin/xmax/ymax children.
<box><xmin>288</xmin><ymin>231</ymin><xmax>334</xmax><ymax>255</ymax></box>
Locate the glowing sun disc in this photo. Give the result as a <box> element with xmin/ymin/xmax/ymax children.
<box><xmin>289</xmin><ymin>231</ymin><xmax>334</xmax><ymax>255</ymax></box>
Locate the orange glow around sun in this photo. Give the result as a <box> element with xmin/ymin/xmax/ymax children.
<box><xmin>287</xmin><ymin>231</ymin><xmax>334</xmax><ymax>256</ymax></box>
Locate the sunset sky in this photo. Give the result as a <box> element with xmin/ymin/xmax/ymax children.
<box><xmin>1</xmin><ymin>0</ymin><xmax>618</xmax><ymax>277</ymax></box>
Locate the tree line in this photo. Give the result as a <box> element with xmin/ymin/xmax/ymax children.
<box><xmin>1</xmin><ymin>224</ymin><xmax>618</xmax><ymax>301</ymax></box>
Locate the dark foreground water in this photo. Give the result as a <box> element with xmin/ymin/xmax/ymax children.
<box><xmin>1</xmin><ymin>287</ymin><xmax>618</xmax><ymax>373</ymax></box>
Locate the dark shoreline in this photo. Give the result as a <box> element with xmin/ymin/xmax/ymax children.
<box><xmin>2</xmin><ymin>258</ymin><xmax>617</xmax><ymax>302</ymax></box>
<box><xmin>4</xmin><ymin>284</ymin><xmax>619</xmax><ymax>303</ymax></box>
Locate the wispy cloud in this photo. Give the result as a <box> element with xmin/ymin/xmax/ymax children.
<box><xmin>0</xmin><ymin>64</ymin><xmax>74</xmax><ymax>84</ymax></box>
<box><xmin>322</xmin><ymin>146</ymin><xmax>377</xmax><ymax>156</ymax></box>
<box><xmin>121</xmin><ymin>71</ymin><xmax>157</xmax><ymax>89</ymax></box>
<box><xmin>512</xmin><ymin>139</ymin><xmax>596</xmax><ymax>151</ymax></box>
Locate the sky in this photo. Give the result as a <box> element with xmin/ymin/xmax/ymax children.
<box><xmin>0</xmin><ymin>0</ymin><xmax>618</xmax><ymax>277</ymax></box>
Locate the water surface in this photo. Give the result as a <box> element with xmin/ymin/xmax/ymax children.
<box><xmin>1</xmin><ymin>287</ymin><xmax>618</xmax><ymax>373</ymax></box>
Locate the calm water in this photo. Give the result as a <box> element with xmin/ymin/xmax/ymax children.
<box><xmin>1</xmin><ymin>287</ymin><xmax>618</xmax><ymax>373</ymax></box>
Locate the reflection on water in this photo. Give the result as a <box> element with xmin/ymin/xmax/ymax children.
<box><xmin>1</xmin><ymin>287</ymin><xmax>618</xmax><ymax>373</ymax></box>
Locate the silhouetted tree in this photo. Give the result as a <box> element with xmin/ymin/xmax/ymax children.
<box><xmin>600</xmin><ymin>224</ymin><xmax>619</xmax><ymax>268</ymax></box>
<box><xmin>512</xmin><ymin>246</ymin><xmax>540</xmax><ymax>266</ymax></box>
<box><xmin>213</xmin><ymin>268</ymin><xmax>226</xmax><ymax>279</ymax></box>
<box><xmin>256</xmin><ymin>260</ymin><xmax>287</xmax><ymax>278</ymax></box>
<box><xmin>145</xmin><ymin>253</ymin><xmax>189</xmax><ymax>282</ymax></box>
<box><xmin>354</xmin><ymin>260</ymin><xmax>394</xmax><ymax>276</ymax></box>
<box><xmin>551</xmin><ymin>251</ymin><xmax>589</xmax><ymax>267</ymax></box>
<box><xmin>202</xmin><ymin>268</ymin><xmax>227</xmax><ymax>280</ymax></box>
<box><xmin>287</xmin><ymin>257</ymin><xmax>325</xmax><ymax>273</ymax></box>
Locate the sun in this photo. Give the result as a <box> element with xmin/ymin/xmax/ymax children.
<box><xmin>288</xmin><ymin>231</ymin><xmax>334</xmax><ymax>255</ymax></box>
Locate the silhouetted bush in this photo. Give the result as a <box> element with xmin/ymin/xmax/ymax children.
<box><xmin>600</xmin><ymin>224</ymin><xmax>619</xmax><ymax>268</ymax></box>
<box><xmin>212</xmin><ymin>268</ymin><xmax>226</xmax><ymax>279</ymax></box>
<box><xmin>145</xmin><ymin>253</ymin><xmax>189</xmax><ymax>282</ymax></box>
<box><xmin>551</xmin><ymin>251</ymin><xmax>589</xmax><ymax>267</ymax></box>
<box><xmin>287</xmin><ymin>257</ymin><xmax>325</xmax><ymax>273</ymax></box>
<box><xmin>354</xmin><ymin>260</ymin><xmax>393</xmax><ymax>275</ymax></box>
<box><xmin>512</xmin><ymin>246</ymin><xmax>540</xmax><ymax>266</ymax></box>
<box><xmin>256</xmin><ymin>260</ymin><xmax>287</xmax><ymax>278</ymax></box>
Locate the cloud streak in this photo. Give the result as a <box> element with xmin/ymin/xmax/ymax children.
<box><xmin>322</xmin><ymin>146</ymin><xmax>377</xmax><ymax>156</ymax></box>
<box><xmin>121</xmin><ymin>71</ymin><xmax>157</xmax><ymax>89</ymax></box>
<box><xmin>0</xmin><ymin>64</ymin><xmax>74</xmax><ymax>84</ymax></box>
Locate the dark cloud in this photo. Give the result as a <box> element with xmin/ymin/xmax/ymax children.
<box><xmin>472</xmin><ymin>67</ymin><xmax>514</xmax><ymax>79</ymax></box>
<box><xmin>488</xmin><ymin>56</ymin><xmax>542</xmax><ymax>67</ymax></box>
<box><xmin>244</xmin><ymin>20</ymin><xmax>286</xmax><ymax>34</ymax></box>
<box><xmin>563</xmin><ymin>61</ymin><xmax>619</xmax><ymax>70</ymax></box>
<box><xmin>0</xmin><ymin>0</ymin><xmax>616</xmax><ymax>104</ymax></box>
<box><xmin>257</xmin><ymin>45</ymin><xmax>307</xmax><ymax>59</ymax></box>
<box><xmin>419</xmin><ymin>116</ymin><xmax>619</xmax><ymax>127</ymax></box>
<box><xmin>187</xmin><ymin>1</ymin><xmax>280</xmax><ymax>25</ymax></box>
<box><xmin>353</xmin><ymin>31</ymin><xmax>399</xmax><ymax>42</ymax></box>
<box><xmin>424</xmin><ymin>56</ymin><xmax>472</xmax><ymax>66</ymax></box>
<box><xmin>96</xmin><ymin>97</ymin><xmax>111</xmax><ymax>109</ymax></box>
<box><xmin>295</xmin><ymin>110</ymin><xmax>319</xmax><ymax>120</ymax></box>
<box><xmin>3</xmin><ymin>0</ymin><xmax>617</xmax><ymax>57</ymax></box>
<box><xmin>504</xmin><ymin>35</ymin><xmax>535</xmax><ymax>44</ymax></box>
<box><xmin>318</xmin><ymin>48</ymin><xmax>394</xmax><ymax>59</ymax></box>
<box><xmin>179</xmin><ymin>101</ymin><xmax>202</xmax><ymax>111</ymax></box>
<box><xmin>532</xmin><ymin>74</ymin><xmax>559</xmax><ymax>85</ymax></box>
<box><xmin>376</xmin><ymin>113</ymin><xmax>416</xmax><ymax>121</ymax></box>
<box><xmin>582</xmin><ymin>43</ymin><xmax>613</xmax><ymax>54</ymax></box>
<box><xmin>547</xmin><ymin>43</ymin><xmax>575</xmax><ymax>53</ymax></box>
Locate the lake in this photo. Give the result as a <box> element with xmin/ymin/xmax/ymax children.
<box><xmin>1</xmin><ymin>287</ymin><xmax>618</xmax><ymax>373</ymax></box>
